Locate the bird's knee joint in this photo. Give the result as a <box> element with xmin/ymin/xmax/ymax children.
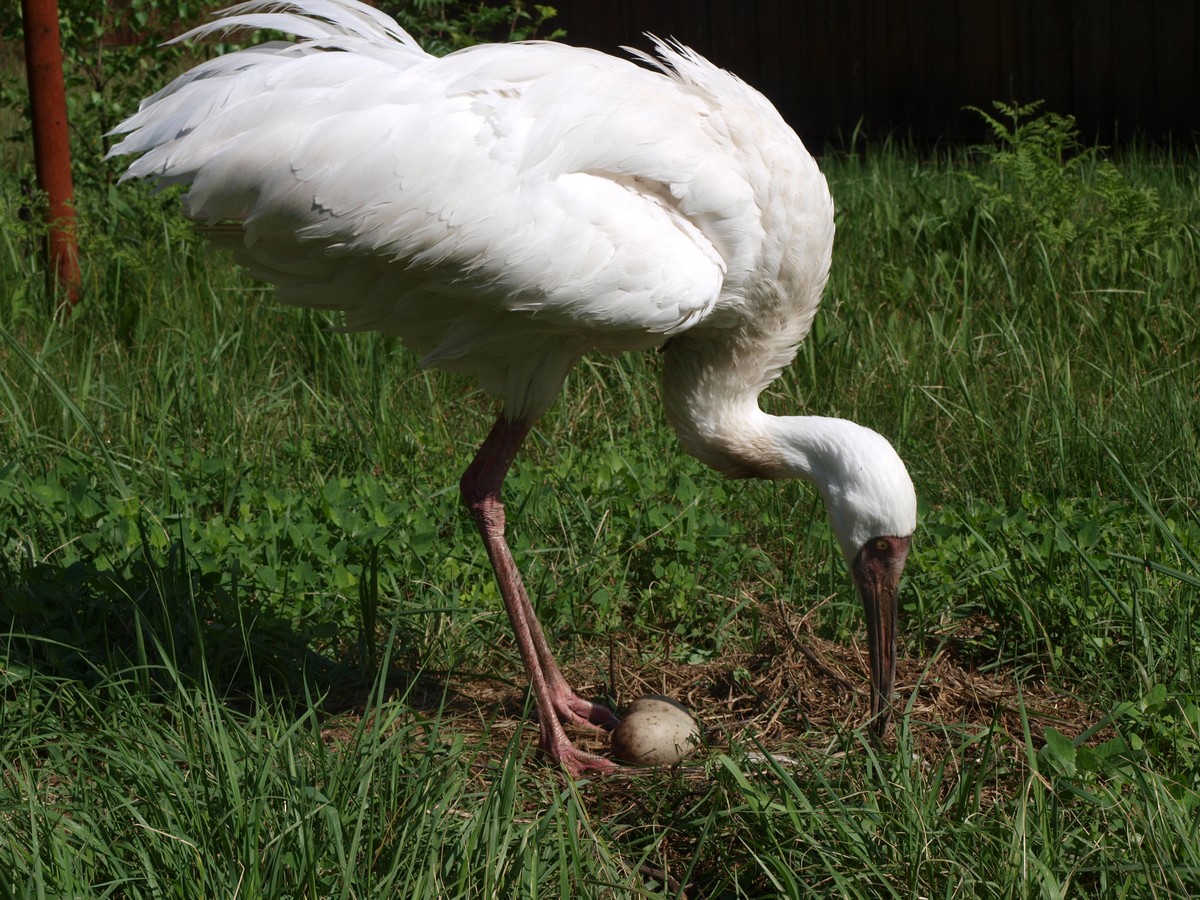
<box><xmin>461</xmin><ymin>483</ymin><xmax>505</xmax><ymax>530</ymax></box>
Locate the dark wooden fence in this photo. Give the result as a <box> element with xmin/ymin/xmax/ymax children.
<box><xmin>551</xmin><ymin>1</ymin><xmax>1200</xmax><ymax>146</ymax></box>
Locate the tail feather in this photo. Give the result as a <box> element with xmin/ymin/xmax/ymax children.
<box><xmin>171</xmin><ymin>0</ymin><xmax>421</xmax><ymax>48</ymax></box>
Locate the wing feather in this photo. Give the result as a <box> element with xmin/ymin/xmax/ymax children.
<box><xmin>110</xmin><ymin>1</ymin><xmax>785</xmax><ymax>411</ymax></box>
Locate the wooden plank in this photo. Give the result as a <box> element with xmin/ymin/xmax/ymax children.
<box><xmin>552</xmin><ymin>1</ymin><xmax>621</xmax><ymax>50</ymax></box>
<box><xmin>861</xmin><ymin>0</ymin><xmax>897</xmax><ymax>136</ymax></box>
<box><xmin>1071</xmin><ymin>0</ymin><xmax>1115</xmax><ymax>142</ymax></box>
<box><xmin>752</xmin><ymin>0</ymin><xmax>792</xmax><ymax>127</ymax></box>
<box><xmin>1153</xmin><ymin>0</ymin><xmax>1200</xmax><ymax>138</ymax></box>
<box><xmin>996</xmin><ymin>0</ymin><xmax>1018</xmax><ymax>102</ymax></box>
<box><xmin>640</xmin><ymin>0</ymin><xmax>707</xmax><ymax>50</ymax></box>
<box><xmin>550</xmin><ymin>0</ymin><xmax>1193</xmax><ymax>144</ymax></box>
<box><xmin>755</xmin><ymin>0</ymin><xmax>782</xmax><ymax>89</ymax></box>
<box><xmin>773</xmin><ymin>1</ymin><xmax>830</xmax><ymax>142</ymax></box>
<box><xmin>1027</xmin><ymin>0</ymin><xmax>1073</xmax><ymax>120</ymax></box>
<box><xmin>1007</xmin><ymin>0</ymin><xmax>1034</xmax><ymax>103</ymax></box>
<box><xmin>709</xmin><ymin>0</ymin><xmax>759</xmax><ymax>74</ymax></box>
<box><xmin>958</xmin><ymin>0</ymin><xmax>1004</xmax><ymax>127</ymax></box>
<box><xmin>1111</xmin><ymin>0</ymin><xmax>1156</xmax><ymax>138</ymax></box>
<box><xmin>906</xmin><ymin>0</ymin><xmax>961</xmax><ymax>142</ymax></box>
<box><xmin>823</xmin><ymin>0</ymin><xmax>867</xmax><ymax>144</ymax></box>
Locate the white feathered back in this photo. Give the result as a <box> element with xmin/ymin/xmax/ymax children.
<box><xmin>112</xmin><ymin>3</ymin><xmax>819</xmax><ymax>413</ymax></box>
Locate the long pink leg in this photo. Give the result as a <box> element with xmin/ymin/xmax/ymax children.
<box><xmin>468</xmin><ymin>419</ymin><xmax>615</xmax><ymax>731</ymax></box>
<box><xmin>459</xmin><ymin>414</ymin><xmax>617</xmax><ymax>775</ymax></box>
<box><xmin>525</xmin><ymin>608</ymin><xmax>619</xmax><ymax>731</ymax></box>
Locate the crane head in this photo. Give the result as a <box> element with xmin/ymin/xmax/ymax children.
<box><xmin>796</xmin><ymin>418</ymin><xmax>916</xmax><ymax>735</ymax></box>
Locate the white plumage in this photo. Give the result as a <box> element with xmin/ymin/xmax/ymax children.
<box><xmin>112</xmin><ymin>0</ymin><xmax>916</xmax><ymax>775</ymax></box>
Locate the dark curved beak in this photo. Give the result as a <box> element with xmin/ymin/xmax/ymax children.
<box><xmin>851</xmin><ymin>535</ymin><xmax>911</xmax><ymax>735</ymax></box>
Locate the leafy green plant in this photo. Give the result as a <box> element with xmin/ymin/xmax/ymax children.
<box><xmin>907</xmin><ymin>489</ymin><xmax>1200</xmax><ymax>696</ymax></box>
<box><xmin>1040</xmin><ymin>684</ymin><xmax>1200</xmax><ymax>789</ymax></box>
<box><xmin>964</xmin><ymin>100</ymin><xmax>1168</xmax><ymax>273</ymax></box>
<box><xmin>385</xmin><ymin>0</ymin><xmax>563</xmax><ymax>54</ymax></box>
<box><xmin>0</xmin><ymin>0</ymin><xmax>215</xmax><ymax>189</ymax></box>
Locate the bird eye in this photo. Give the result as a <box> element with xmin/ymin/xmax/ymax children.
<box><xmin>875</xmin><ymin>538</ymin><xmax>889</xmax><ymax>551</ymax></box>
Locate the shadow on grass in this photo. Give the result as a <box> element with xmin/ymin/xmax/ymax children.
<box><xmin>0</xmin><ymin>531</ymin><xmax>486</xmax><ymax>724</ymax></box>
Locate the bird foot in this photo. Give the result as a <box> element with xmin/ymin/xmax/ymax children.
<box><xmin>541</xmin><ymin>735</ymin><xmax>618</xmax><ymax>777</ymax></box>
<box><xmin>550</xmin><ymin>688</ymin><xmax>619</xmax><ymax>732</ymax></box>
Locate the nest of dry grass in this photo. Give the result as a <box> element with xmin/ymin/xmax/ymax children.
<box><xmin>328</xmin><ymin>598</ymin><xmax>1101</xmax><ymax>785</ymax></box>
<box><xmin>311</xmin><ymin>599</ymin><xmax>1110</xmax><ymax>896</ymax></box>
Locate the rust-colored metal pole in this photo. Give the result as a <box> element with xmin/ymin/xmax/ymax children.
<box><xmin>21</xmin><ymin>0</ymin><xmax>82</xmax><ymax>313</ymax></box>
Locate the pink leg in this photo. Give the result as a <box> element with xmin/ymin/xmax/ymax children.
<box><xmin>459</xmin><ymin>414</ymin><xmax>617</xmax><ymax>775</ymax></box>
<box><xmin>525</xmin><ymin>605</ymin><xmax>619</xmax><ymax>731</ymax></box>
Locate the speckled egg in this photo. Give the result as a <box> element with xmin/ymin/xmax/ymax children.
<box><xmin>610</xmin><ymin>695</ymin><xmax>700</xmax><ymax>766</ymax></box>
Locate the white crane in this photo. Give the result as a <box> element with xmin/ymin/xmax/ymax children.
<box><xmin>111</xmin><ymin>0</ymin><xmax>917</xmax><ymax>776</ymax></box>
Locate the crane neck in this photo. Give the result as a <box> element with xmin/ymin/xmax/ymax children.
<box><xmin>661</xmin><ymin>326</ymin><xmax>828</xmax><ymax>482</ymax></box>
<box><xmin>660</xmin><ymin>327</ymin><xmax>917</xmax><ymax>562</ymax></box>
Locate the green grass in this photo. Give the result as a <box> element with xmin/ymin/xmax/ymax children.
<box><xmin>2</xmin><ymin>107</ymin><xmax>1199</xmax><ymax>895</ymax></box>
